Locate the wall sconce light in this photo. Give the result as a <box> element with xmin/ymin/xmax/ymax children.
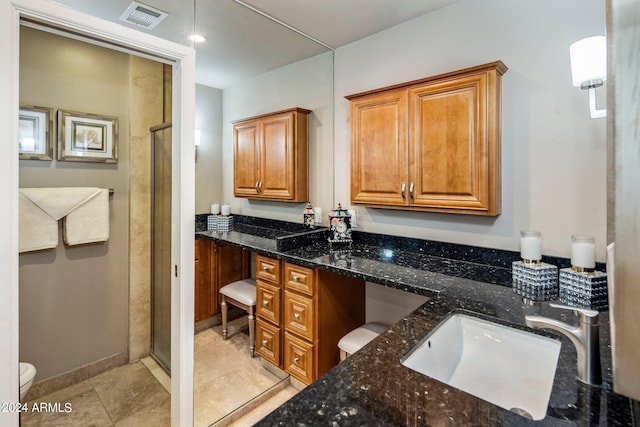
<box><xmin>194</xmin><ymin>129</ymin><xmax>201</xmax><ymax>161</ymax></box>
<box><xmin>570</xmin><ymin>36</ymin><xmax>607</xmax><ymax>119</ymax></box>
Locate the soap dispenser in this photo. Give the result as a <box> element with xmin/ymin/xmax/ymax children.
<box><xmin>303</xmin><ymin>201</ymin><xmax>315</xmax><ymax>228</ymax></box>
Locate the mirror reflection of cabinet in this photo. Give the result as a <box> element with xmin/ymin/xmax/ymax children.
<box><xmin>233</xmin><ymin>108</ymin><xmax>311</xmax><ymax>202</ymax></box>
<box><xmin>194</xmin><ymin>237</ymin><xmax>249</xmax><ymax>323</ymax></box>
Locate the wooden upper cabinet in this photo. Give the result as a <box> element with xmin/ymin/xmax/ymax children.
<box><xmin>233</xmin><ymin>119</ymin><xmax>261</xmax><ymax>198</ymax></box>
<box><xmin>233</xmin><ymin>108</ymin><xmax>311</xmax><ymax>202</ymax></box>
<box><xmin>347</xmin><ymin>61</ymin><xmax>507</xmax><ymax>216</ymax></box>
<box><xmin>350</xmin><ymin>89</ymin><xmax>409</xmax><ymax>206</ymax></box>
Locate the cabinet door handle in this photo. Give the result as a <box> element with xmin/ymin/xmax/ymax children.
<box><xmin>262</xmin><ymin>300</ymin><xmax>269</xmax><ymax>307</ymax></box>
<box><xmin>293</xmin><ymin>357</ymin><xmax>300</xmax><ymax>364</ymax></box>
<box><xmin>292</xmin><ymin>275</ymin><xmax>299</xmax><ymax>282</ymax></box>
<box><xmin>262</xmin><ymin>266</ymin><xmax>269</xmax><ymax>272</ymax></box>
<box><xmin>409</xmin><ymin>182</ymin><xmax>415</xmax><ymax>200</ymax></box>
<box><xmin>293</xmin><ymin>312</ymin><xmax>300</xmax><ymax>320</ymax></box>
<box><xmin>255</xmin><ymin>181</ymin><xmax>260</xmax><ymax>192</ymax></box>
<box><xmin>261</xmin><ymin>339</ymin><xmax>268</xmax><ymax>346</ymax></box>
<box><xmin>258</xmin><ymin>180</ymin><xmax>263</xmax><ymax>193</ymax></box>
<box><xmin>401</xmin><ymin>182</ymin><xmax>406</xmax><ymax>200</ymax></box>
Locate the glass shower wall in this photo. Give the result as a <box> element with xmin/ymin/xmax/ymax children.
<box><xmin>151</xmin><ymin>123</ymin><xmax>172</xmax><ymax>372</ymax></box>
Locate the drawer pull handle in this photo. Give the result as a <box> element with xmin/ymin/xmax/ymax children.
<box><xmin>261</xmin><ymin>339</ymin><xmax>268</xmax><ymax>346</ymax></box>
<box><xmin>262</xmin><ymin>266</ymin><xmax>269</xmax><ymax>272</ymax></box>
<box><xmin>293</xmin><ymin>312</ymin><xmax>300</xmax><ymax>320</ymax></box>
<box><xmin>292</xmin><ymin>275</ymin><xmax>299</xmax><ymax>282</ymax></box>
<box><xmin>293</xmin><ymin>357</ymin><xmax>300</xmax><ymax>364</ymax></box>
<box><xmin>262</xmin><ymin>300</ymin><xmax>269</xmax><ymax>307</ymax></box>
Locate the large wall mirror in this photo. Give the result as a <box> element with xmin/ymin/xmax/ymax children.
<box><xmin>18</xmin><ymin>0</ymin><xmax>332</xmax><ymax>426</ymax></box>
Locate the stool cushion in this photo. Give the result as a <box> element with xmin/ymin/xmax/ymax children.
<box><xmin>338</xmin><ymin>322</ymin><xmax>388</xmax><ymax>355</ymax></box>
<box><xmin>219</xmin><ymin>279</ymin><xmax>257</xmax><ymax>306</ymax></box>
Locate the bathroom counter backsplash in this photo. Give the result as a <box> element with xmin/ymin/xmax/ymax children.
<box><xmin>195</xmin><ymin>214</ymin><xmax>604</xmax><ymax>296</ymax></box>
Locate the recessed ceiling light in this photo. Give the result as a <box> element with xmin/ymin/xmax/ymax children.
<box><xmin>188</xmin><ymin>33</ymin><xmax>208</xmax><ymax>44</ymax></box>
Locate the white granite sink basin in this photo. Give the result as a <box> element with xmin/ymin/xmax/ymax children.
<box><xmin>400</xmin><ymin>312</ymin><xmax>561</xmax><ymax>420</ymax></box>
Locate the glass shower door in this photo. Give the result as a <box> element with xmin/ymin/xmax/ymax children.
<box><xmin>151</xmin><ymin>123</ymin><xmax>172</xmax><ymax>372</ymax></box>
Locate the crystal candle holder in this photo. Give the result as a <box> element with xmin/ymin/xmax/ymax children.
<box><xmin>559</xmin><ymin>268</ymin><xmax>608</xmax><ymax>310</ymax></box>
<box><xmin>216</xmin><ymin>215</ymin><xmax>233</xmax><ymax>233</ymax></box>
<box><xmin>207</xmin><ymin>214</ymin><xmax>218</xmax><ymax>231</ymax></box>
<box><xmin>512</xmin><ymin>261</ymin><xmax>559</xmax><ymax>302</ymax></box>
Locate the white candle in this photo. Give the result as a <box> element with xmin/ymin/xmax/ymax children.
<box><xmin>221</xmin><ymin>204</ymin><xmax>230</xmax><ymax>216</ymax></box>
<box><xmin>571</xmin><ymin>235</ymin><xmax>596</xmax><ymax>269</ymax></box>
<box><xmin>211</xmin><ymin>203</ymin><xmax>220</xmax><ymax>215</ymax></box>
<box><xmin>520</xmin><ymin>231</ymin><xmax>541</xmax><ymax>261</ymax></box>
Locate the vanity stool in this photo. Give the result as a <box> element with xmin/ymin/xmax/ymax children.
<box><xmin>219</xmin><ymin>278</ymin><xmax>257</xmax><ymax>357</ymax></box>
<box><xmin>338</xmin><ymin>322</ymin><xmax>388</xmax><ymax>361</ymax></box>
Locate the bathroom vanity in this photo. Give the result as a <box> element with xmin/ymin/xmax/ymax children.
<box><xmin>195</xmin><ymin>215</ymin><xmax>636</xmax><ymax>425</ymax></box>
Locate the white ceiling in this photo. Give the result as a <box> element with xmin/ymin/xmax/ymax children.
<box><xmin>47</xmin><ymin>0</ymin><xmax>462</xmax><ymax>88</ymax></box>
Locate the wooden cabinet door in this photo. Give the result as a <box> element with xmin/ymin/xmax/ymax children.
<box><xmin>194</xmin><ymin>239</ymin><xmax>212</xmax><ymax>322</ymax></box>
<box><xmin>233</xmin><ymin>108</ymin><xmax>309</xmax><ymax>202</ymax></box>
<box><xmin>350</xmin><ymin>89</ymin><xmax>410</xmax><ymax>206</ymax></box>
<box><xmin>233</xmin><ymin>118</ymin><xmax>261</xmax><ymax>197</ymax></box>
<box><xmin>409</xmin><ymin>72</ymin><xmax>496</xmax><ymax>214</ymax></box>
<box><xmin>260</xmin><ymin>111</ymin><xmax>295</xmax><ymax>199</ymax></box>
<box><xmin>256</xmin><ymin>319</ymin><xmax>281</xmax><ymax>368</ymax></box>
<box><xmin>284</xmin><ymin>332</ymin><xmax>315</xmax><ymax>384</ymax></box>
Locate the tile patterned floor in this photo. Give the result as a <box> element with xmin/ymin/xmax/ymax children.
<box><xmin>21</xmin><ymin>316</ymin><xmax>297</xmax><ymax>427</ymax></box>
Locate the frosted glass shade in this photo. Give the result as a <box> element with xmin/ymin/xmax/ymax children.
<box><xmin>570</xmin><ymin>36</ymin><xmax>606</xmax><ymax>87</ymax></box>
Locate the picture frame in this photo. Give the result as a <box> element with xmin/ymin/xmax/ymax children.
<box><xmin>58</xmin><ymin>110</ymin><xmax>118</xmax><ymax>163</ymax></box>
<box><xmin>19</xmin><ymin>105</ymin><xmax>54</xmax><ymax>160</ymax></box>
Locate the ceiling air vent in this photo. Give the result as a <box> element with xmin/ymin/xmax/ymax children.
<box><xmin>119</xmin><ymin>1</ymin><xmax>168</xmax><ymax>30</ymax></box>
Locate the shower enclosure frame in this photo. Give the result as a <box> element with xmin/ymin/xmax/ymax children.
<box><xmin>150</xmin><ymin>122</ymin><xmax>173</xmax><ymax>375</ymax></box>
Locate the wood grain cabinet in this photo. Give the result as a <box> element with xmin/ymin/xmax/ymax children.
<box><xmin>347</xmin><ymin>61</ymin><xmax>508</xmax><ymax>216</ymax></box>
<box><xmin>256</xmin><ymin>256</ymin><xmax>365</xmax><ymax>385</ymax></box>
<box><xmin>233</xmin><ymin>108</ymin><xmax>311</xmax><ymax>202</ymax></box>
<box><xmin>255</xmin><ymin>255</ymin><xmax>283</xmax><ymax>367</ymax></box>
<box><xmin>194</xmin><ymin>237</ymin><xmax>249</xmax><ymax>323</ymax></box>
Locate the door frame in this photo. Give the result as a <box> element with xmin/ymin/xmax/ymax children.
<box><xmin>0</xmin><ymin>1</ymin><xmax>196</xmax><ymax>426</ymax></box>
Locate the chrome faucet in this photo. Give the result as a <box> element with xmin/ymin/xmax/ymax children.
<box><xmin>525</xmin><ymin>303</ymin><xmax>601</xmax><ymax>386</ymax></box>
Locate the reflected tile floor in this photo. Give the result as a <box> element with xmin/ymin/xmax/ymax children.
<box><xmin>21</xmin><ymin>316</ymin><xmax>297</xmax><ymax>427</ymax></box>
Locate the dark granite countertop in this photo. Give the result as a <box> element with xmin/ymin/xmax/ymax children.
<box><xmin>195</xmin><ymin>214</ymin><xmax>635</xmax><ymax>425</ymax></box>
<box><xmin>255</xmin><ymin>280</ymin><xmax>635</xmax><ymax>426</ymax></box>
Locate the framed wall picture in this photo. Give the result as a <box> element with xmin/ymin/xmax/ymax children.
<box><xmin>58</xmin><ymin>110</ymin><xmax>118</xmax><ymax>163</ymax></box>
<box><xmin>19</xmin><ymin>106</ymin><xmax>54</xmax><ymax>160</ymax></box>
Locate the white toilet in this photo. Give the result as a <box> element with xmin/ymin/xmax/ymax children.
<box><xmin>19</xmin><ymin>362</ymin><xmax>36</xmax><ymax>401</ymax></box>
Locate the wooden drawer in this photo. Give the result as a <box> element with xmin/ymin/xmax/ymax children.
<box><xmin>256</xmin><ymin>280</ymin><xmax>281</xmax><ymax>324</ymax></box>
<box><xmin>284</xmin><ymin>263</ymin><xmax>315</xmax><ymax>296</ymax></box>
<box><xmin>256</xmin><ymin>255</ymin><xmax>280</xmax><ymax>284</ymax></box>
<box><xmin>256</xmin><ymin>319</ymin><xmax>281</xmax><ymax>368</ymax></box>
<box><xmin>284</xmin><ymin>332</ymin><xmax>315</xmax><ymax>384</ymax></box>
<box><xmin>284</xmin><ymin>290</ymin><xmax>315</xmax><ymax>341</ymax></box>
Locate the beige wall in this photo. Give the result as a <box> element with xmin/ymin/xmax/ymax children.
<box><xmin>195</xmin><ymin>84</ymin><xmax>223</xmax><ymax>214</ymax></box>
<box><xmin>222</xmin><ymin>51</ymin><xmax>334</xmax><ymax>223</ymax></box>
<box><xmin>18</xmin><ymin>27</ymin><xmax>130</xmax><ymax>381</ymax></box>
<box><xmin>333</xmin><ymin>0</ymin><xmax>606</xmax><ymax>261</ymax></box>
<box><xmin>204</xmin><ymin>1</ymin><xmax>607</xmax><ymax>262</ymax></box>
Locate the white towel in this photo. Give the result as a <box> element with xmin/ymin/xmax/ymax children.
<box><xmin>18</xmin><ymin>193</ymin><xmax>59</xmax><ymax>253</ymax></box>
<box><xmin>64</xmin><ymin>188</ymin><xmax>109</xmax><ymax>245</ymax></box>
<box><xmin>19</xmin><ymin>187</ymin><xmax>110</xmax><ymax>252</ymax></box>
<box><xmin>20</xmin><ymin>187</ymin><xmax>102</xmax><ymax>220</ymax></box>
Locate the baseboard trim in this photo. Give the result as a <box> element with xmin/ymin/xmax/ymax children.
<box><xmin>24</xmin><ymin>352</ymin><xmax>129</xmax><ymax>401</ymax></box>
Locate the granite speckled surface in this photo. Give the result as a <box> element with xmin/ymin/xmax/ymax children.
<box><xmin>256</xmin><ymin>280</ymin><xmax>635</xmax><ymax>426</ymax></box>
<box><xmin>194</xmin><ymin>215</ymin><xmax>634</xmax><ymax>425</ymax></box>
